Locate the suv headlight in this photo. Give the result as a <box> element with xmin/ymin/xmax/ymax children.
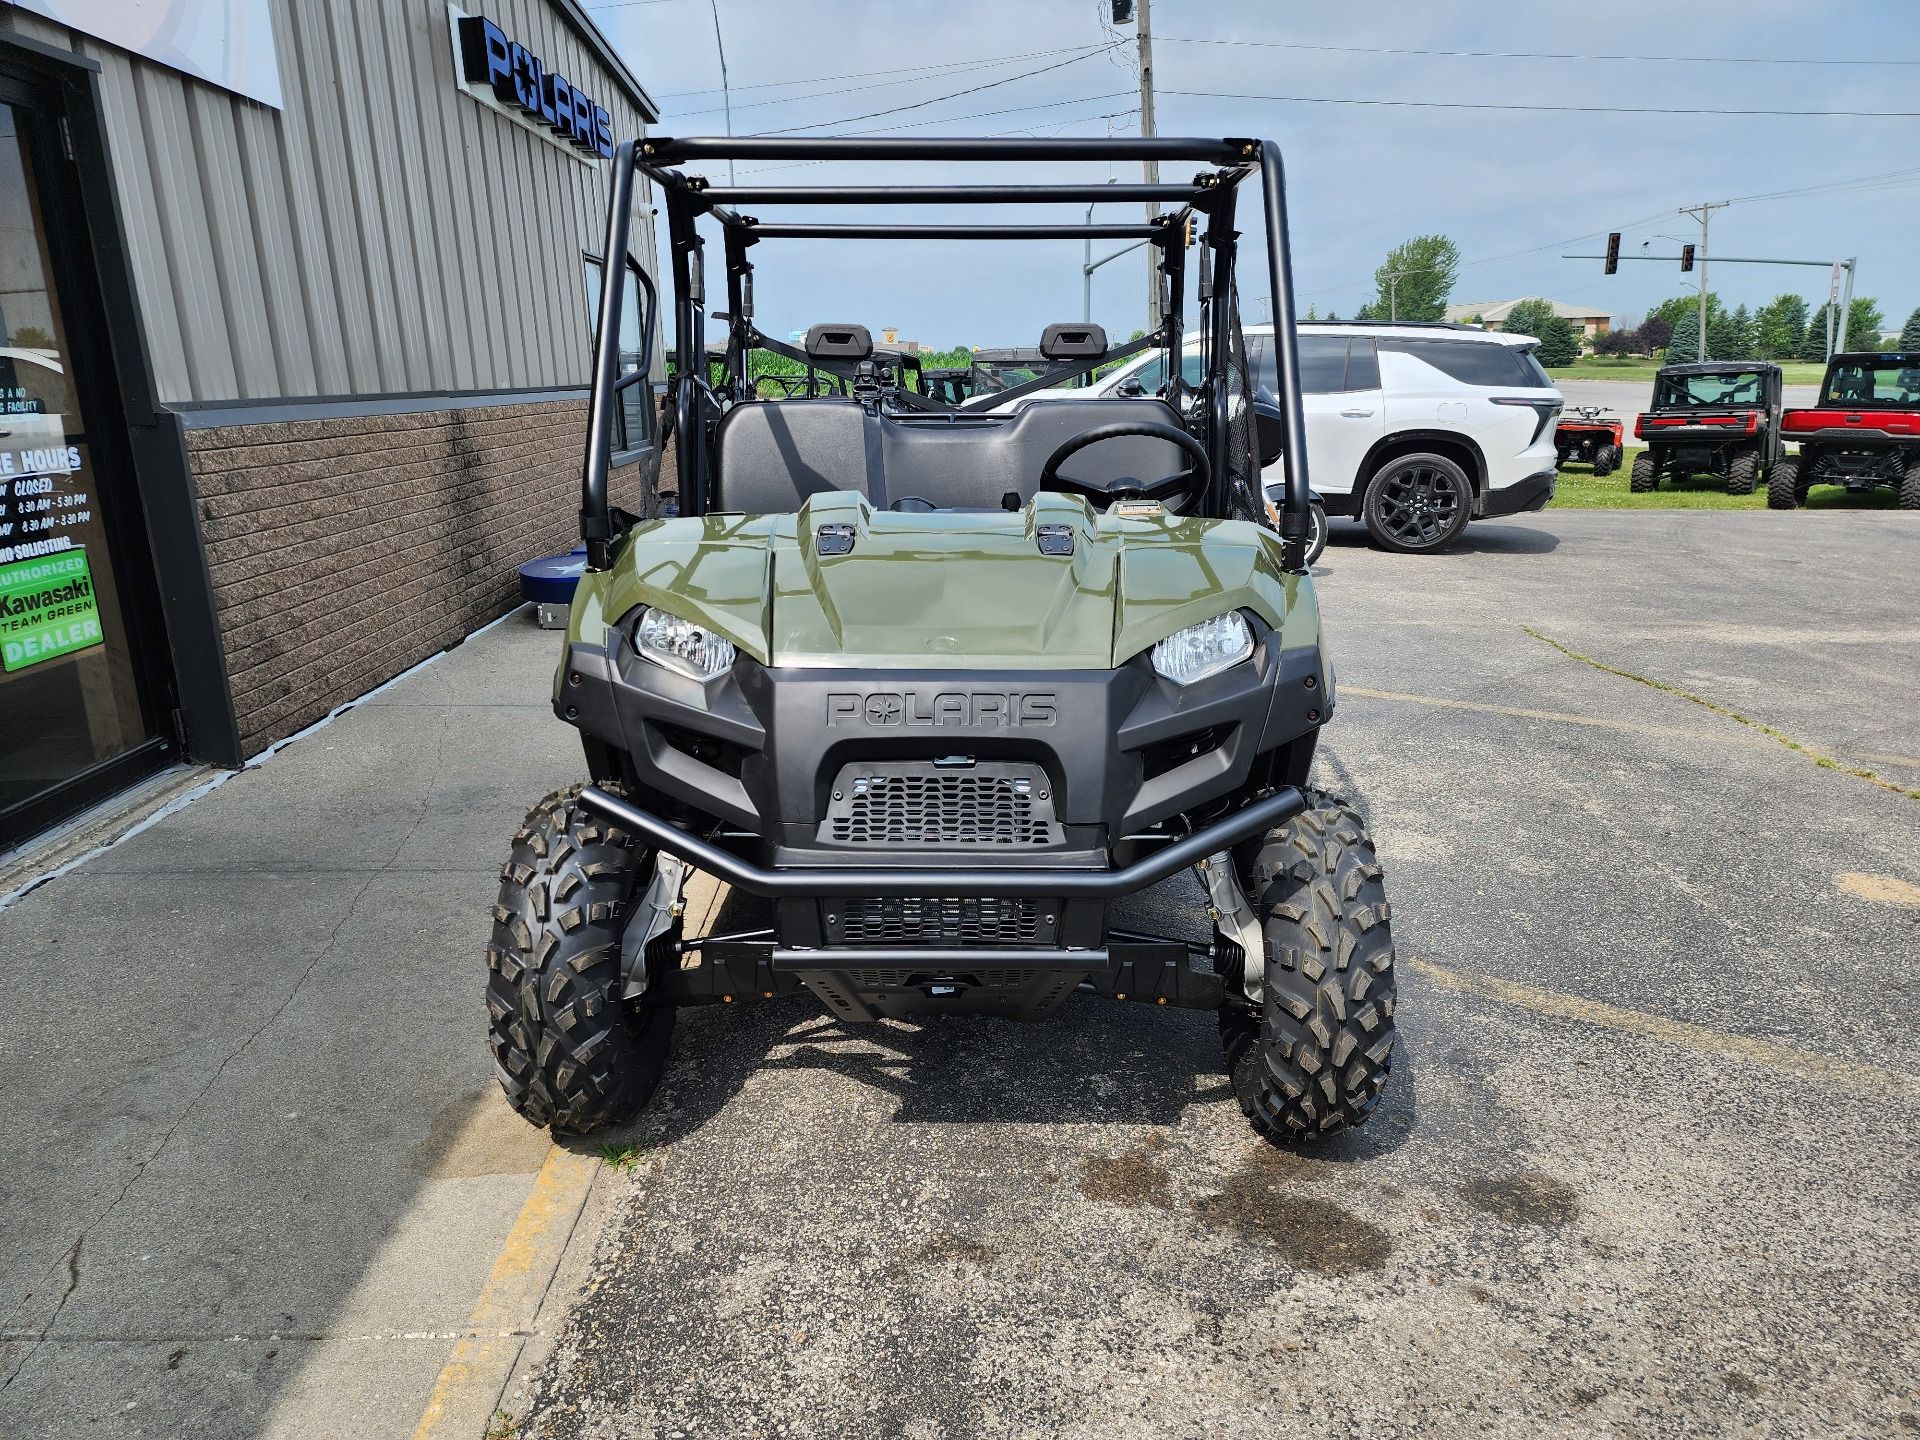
<box><xmin>1151</xmin><ymin>612</ymin><xmax>1253</xmax><ymax>685</ymax></box>
<box><xmin>635</xmin><ymin>608</ymin><xmax>737</xmax><ymax>679</ymax></box>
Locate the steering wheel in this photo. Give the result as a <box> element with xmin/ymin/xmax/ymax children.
<box><xmin>1038</xmin><ymin>422</ymin><xmax>1212</xmax><ymax>508</ymax></box>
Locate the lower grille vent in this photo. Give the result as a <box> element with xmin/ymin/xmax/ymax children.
<box><xmin>836</xmin><ymin>896</ymin><xmax>1051</xmax><ymax>946</ymax></box>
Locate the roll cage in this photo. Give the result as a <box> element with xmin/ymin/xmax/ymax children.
<box><xmin>581</xmin><ymin>135</ymin><xmax>1313</xmax><ymax>572</ymax></box>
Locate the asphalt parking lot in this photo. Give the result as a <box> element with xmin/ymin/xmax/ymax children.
<box><xmin>510</xmin><ymin>509</ymin><xmax>1920</xmax><ymax>1438</ymax></box>
<box><xmin>3</xmin><ymin>510</ymin><xmax>1917</xmax><ymax>1438</ymax></box>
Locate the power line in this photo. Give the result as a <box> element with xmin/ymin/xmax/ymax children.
<box><xmin>729</xmin><ymin>105</ymin><xmax>1138</xmax><ymax>176</ymax></box>
<box><xmin>664</xmin><ymin>45</ymin><xmax>1114</xmax><ymax>119</ymax></box>
<box><xmin>1157</xmin><ymin>34</ymin><xmax>1920</xmax><ymax>67</ymax></box>
<box><xmin>1162</xmin><ymin>89</ymin><xmax>1920</xmax><ymax>120</ymax></box>
<box><xmin>755</xmin><ymin>45</ymin><xmax>1121</xmax><ymax>135</ymax></box>
<box><xmin>656</xmin><ymin>46</ymin><xmax>1106</xmax><ymax>102</ymax></box>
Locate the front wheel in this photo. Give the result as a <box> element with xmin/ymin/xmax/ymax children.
<box><xmin>486</xmin><ymin>786</ymin><xmax>676</xmax><ymax>1134</ymax></box>
<box><xmin>1306</xmin><ymin>500</ymin><xmax>1328</xmax><ymax>565</ymax></box>
<box><xmin>1902</xmin><ymin>459</ymin><xmax>1920</xmax><ymax>510</ymax></box>
<box><xmin>1362</xmin><ymin>453</ymin><xmax>1472</xmax><ymax>554</ymax></box>
<box><xmin>1629</xmin><ymin>451</ymin><xmax>1658</xmax><ymax>493</ymax></box>
<box><xmin>1767</xmin><ymin>456</ymin><xmax>1802</xmax><ymax>510</ymax></box>
<box><xmin>1219</xmin><ymin>791</ymin><xmax>1398</xmax><ymax>1144</ymax></box>
<box><xmin>1726</xmin><ymin>448</ymin><xmax>1759</xmax><ymax>495</ymax></box>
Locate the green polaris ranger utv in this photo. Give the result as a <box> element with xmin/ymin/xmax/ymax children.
<box><xmin>486</xmin><ymin>135</ymin><xmax>1398</xmax><ymax>1147</ymax></box>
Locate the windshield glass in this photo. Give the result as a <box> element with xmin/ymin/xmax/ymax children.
<box><xmin>1820</xmin><ymin>360</ymin><xmax>1920</xmax><ymax>408</ymax></box>
<box><xmin>1654</xmin><ymin>370</ymin><xmax>1769</xmax><ymax>408</ymax></box>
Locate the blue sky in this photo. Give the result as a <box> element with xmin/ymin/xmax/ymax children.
<box><xmin>584</xmin><ymin>0</ymin><xmax>1920</xmax><ymax>347</ymax></box>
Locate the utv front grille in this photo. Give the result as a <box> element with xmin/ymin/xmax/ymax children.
<box><xmin>820</xmin><ymin>761</ymin><xmax>1062</xmax><ymax>848</ymax></box>
<box><xmin>831</xmin><ymin>895</ymin><xmax>1055</xmax><ymax>946</ymax></box>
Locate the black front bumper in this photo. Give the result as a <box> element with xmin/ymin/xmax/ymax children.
<box><xmin>1479</xmin><ymin>469</ymin><xmax>1556</xmax><ymax>518</ymax></box>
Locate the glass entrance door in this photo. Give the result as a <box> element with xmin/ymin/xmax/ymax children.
<box><xmin>0</xmin><ymin>92</ymin><xmax>171</xmax><ymax>849</ymax></box>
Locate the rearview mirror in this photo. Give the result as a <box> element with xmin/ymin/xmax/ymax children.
<box><xmin>1251</xmin><ymin>397</ymin><xmax>1286</xmax><ymax>467</ymax></box>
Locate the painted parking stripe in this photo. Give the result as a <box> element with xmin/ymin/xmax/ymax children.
<box><xmin>1410</xmin><ymin>956</ymin><xmax>1920</xmax><ymax>1100</ymax></box>
<box><xmin>411</xmin><ymin>1144</ymin><xmax>599</xmax><ymax>1438</ymax></box>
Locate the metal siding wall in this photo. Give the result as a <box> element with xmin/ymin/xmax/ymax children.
<box><xmin>50</xmin><ymin>0</ymin><xmax>651</xmax><ymax>406</ymax></box>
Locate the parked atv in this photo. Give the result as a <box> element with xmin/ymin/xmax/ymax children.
<box><xmin>485</xmin><ymin>134</ymin><xmax>1397</xmax><ymax>1150</ymax></box>
<box><xmin>1769</xmin><ymin>352</ymin><xmax>1920</xmax><ymax>510</ymax></box>
<box><xmin>1630</xmin><ymin>360</ymin><xmax>1783</xmax><ymax>495</ymax></box>
<box><xmin>1554</xmin><ymin>406</ymin><xmax>1623</xmax><ymax>475</ymax></box>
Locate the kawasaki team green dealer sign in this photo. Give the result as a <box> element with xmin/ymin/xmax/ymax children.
<box><xmin>0</xmin><ymin>549</ymin><xmax>103</xmax><ymax>672</ymax></box>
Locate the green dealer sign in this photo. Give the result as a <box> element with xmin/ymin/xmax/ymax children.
<box><xmin>0</xmin><ymin>549</ymin><xmax>103</xmax><ymax>672</ymax></box>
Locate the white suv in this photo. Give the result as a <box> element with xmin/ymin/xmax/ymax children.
<box><xmin>1062</xmin><ymin>322</ymin><xmax>1563</xmax><ymax>554</ymax></box>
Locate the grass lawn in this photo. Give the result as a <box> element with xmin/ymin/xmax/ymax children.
<box><xmin>1549</xmin><ymin>448</ymin><xmax>1901</xmax><ymax>511</ymax></box>
<box><xmin>1546</xmin><ymin>358</ymin><xmax>1828</xmax><ymax>385</ymax></box>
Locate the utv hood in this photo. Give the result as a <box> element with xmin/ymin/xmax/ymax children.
<box><xmin>575</xmin><ymin>491</ymin><xmax>1314</xmax><ymax>671</ymax></box>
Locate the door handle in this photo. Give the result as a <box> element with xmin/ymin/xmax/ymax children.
<box><xmin>1340</xmin><ymin>407</ymin><xmax>1374</xmax><ymax>418</ymax></box>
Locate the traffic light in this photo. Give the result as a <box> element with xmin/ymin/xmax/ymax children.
<box><xmin>1111</xmin><ymin>0</ymin><xmax>1134</xmax><ymax>21</ymax></box>
<box><xmin>1604</xmin><ymin>233</ymin><xmax>1620</xmax><ymax>275</ymax></box>
<box><xmin>1680</xmin><ymin>244</ymin><xmax>1695</xmax><ymax>273</ymax></box>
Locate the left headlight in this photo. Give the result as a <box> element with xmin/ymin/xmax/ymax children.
<box><xmin>635</xmin><ymin>608</ymin><xmax>737</xmax><ymax>680</ymax></box>
<box><xmin>1151</xmin><ymin>612</ymin><xmax>1254</xmax><ymax>685</ymax></box>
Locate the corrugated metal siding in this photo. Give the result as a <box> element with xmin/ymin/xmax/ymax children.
<box><xmin>28</xmin><ymin>0</ymin><xmax>657</xmax><ymax>405</ymax></box>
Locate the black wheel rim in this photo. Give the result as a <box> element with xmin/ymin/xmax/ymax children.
<box><xmin>1375</xmin><ymin>463</ymin><xmax>1463</xmax><ymax>547</ymax></box>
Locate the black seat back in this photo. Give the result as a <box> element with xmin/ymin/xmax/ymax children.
<box><xmin>709</xmin><ymin>395</ymin><xmax>1190</xmax><ymax>514</ymax></box>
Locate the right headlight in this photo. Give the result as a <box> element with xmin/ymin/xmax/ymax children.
<box><xmin>1151</xmin><ymin>612</ymin><xmax>1254</xmax><ymax>685</ymax></box>
<box><xmin>634</xmin><ymin>608</ymin><xmax>737</xmax><ymax>680</ymax></box>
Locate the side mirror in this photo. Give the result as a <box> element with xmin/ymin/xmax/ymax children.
<box><xmin>1116</xmin><ymin>377</ymin><xmax>1146</xmax><ymax>397</ymax></box>
<box><xmin>1251</xmin><ymin>396</ymin><xmax>1286</xmax><ymax>467</ymax></box>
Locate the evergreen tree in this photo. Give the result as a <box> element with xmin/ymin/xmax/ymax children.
<box><xmin>1536</xmin><ymin>316</ymin><xmax>1582</xmax><ymax>367</ymax></box>
<box><xmin>1800</xmin><ymin>305</ymin><xmax>1833</xmax><ymax>362</ymax></box>
<box><xmin>1324</xmin><ymin>310</ymin><xmax>1341</xmax><ymax>322</ymax></box>
<box><xmin>1843</xmin><ymin>297</ymin><xmax>1884</xmax><ymax>350</ymax></box>
<box><xmin>1706</xmin><ymin>309</ymin><xmax>1741</xmax><ymax>361</ymax></box>
<box><xmin>1666</xmin><ymin>303</ymin><xmax>1700</xmax><ymax>363</ymax></box>
<box><xmin>1729</xmin><ymin>303</ymin><xmax>1754</xmax><ymax>358</ymax></box>
<box><xmin>1753</xmin><ymin>294</ymin><xmax>1809</xmax><ymax>360</ymax></box>
<box><xmin>1901</xmin><ymin>306</ymin><xmax>1920</xmax><ymax>349</ymax></box>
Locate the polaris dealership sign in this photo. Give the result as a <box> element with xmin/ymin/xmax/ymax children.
<box><xmin>448</xmin><ymin>6</ymin><xmax>615</xmax><ymax>161</ymax></box>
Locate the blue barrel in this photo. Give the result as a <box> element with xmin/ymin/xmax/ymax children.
<box><xmin>518</xmin><ymin>546</ymin><xmax>587</xmax><ymax>605</ymax></box>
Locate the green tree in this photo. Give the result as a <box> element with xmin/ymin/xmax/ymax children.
<box><xmin>1900</xmin><ymin>307</ymin><xmax>1920</xmax><ymax>349</ymax></box>
<box><xmin>1323</xmin><ymin>310</ymin><xmax>1341</xmax><ymax>322</ymax></box>
<box><xmin>1752</xmin><ymin>294</ymin><xmax>1809</xmax><ymax>360</ymax></box>
<box><xmin>1800</xmin><ymin>304</ymin><xmax>1837</xmax><ymax>361</ymax></box>
<box><xmin>1844</xmin><ymin>296</ymin><xmax>1884</xmax><ymax>349</ymax></box>
<box><xmin>1353</xmin><ymin>302</ymin><xmax>1377</xmax><ymax>322</ymax></box>
<box><xmin>1370</xmin><ymin>234</ymin><xmax>1461</xmax><ymax>322</ymax></box>
<box><xmin>1498</xmin><ymin>297</ymin><xmax>1559</xmax><ymax>343</ymax></box>
<box><xmin>1666</xmin><ymin>302</ymin><xmax>1701</xmax><ymax>363</ymax></box>
<box><xmin>1536</xmin><ymin>316</ymin><xmax>1582</xmax><ymax>367</ymax></box>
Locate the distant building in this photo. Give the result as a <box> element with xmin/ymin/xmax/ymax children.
<box><xmin>1446</xmin><ymin>298</ymin><xmax>1613</xmax><ymax>338</ymax></box>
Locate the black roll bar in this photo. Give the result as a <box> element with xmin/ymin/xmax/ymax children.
<box><xmin>578</xmin><ymin>135</ymin><xmax>1311</xmax><ymax>574</ymax></box>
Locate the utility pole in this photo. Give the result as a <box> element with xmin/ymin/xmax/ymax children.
<box><xmin>1678</xmin><ymin>200</ymin><xmax>1727</xmax><ymax>358</ymax></box>
<box><xmin>1135</xmin><ymin>0</ymin><xmax>1160</xmax><ymax>330</ymax></box>
<box><xmin>709</xmin><ymin>0</ymin><xmax>735</xmax><ymax>185</ymax></box>
<box><xmin>1380</xmin><ymin>268</ymin><xmax>1433</xmax><ymax>323</ymax></box>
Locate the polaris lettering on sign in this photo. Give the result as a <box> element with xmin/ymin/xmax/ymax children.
<box><xmin>449</xmin><ymin>6</ymin><xmax>613</xmax><ymax>160</ymax></box>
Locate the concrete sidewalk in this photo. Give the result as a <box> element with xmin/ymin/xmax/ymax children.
<box><xmin>0</xmin><ymin>611</ymin><xmax>588</xmax><ymax>1439</ymax></box>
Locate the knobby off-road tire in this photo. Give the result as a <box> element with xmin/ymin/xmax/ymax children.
<box><xmin>1629</xmin><ymin>451</ymin><xmax>1658</xmax><ymax>494</ymax></box>
<box><xmin>486</xmin><ymin>785</ymin><xmax>675</xmax><ymax>1135</ymax></box>
<box><xmin>1593</xmin><ymin>444</ymin><xmax>1622</xmax><ymax>477</ymax></box>
<box><xmin>1767</xmin><ymin>456</ymin><xmax>1802</xmax><ymax>510</ymax></box>
<box><xmin>1219</xmin><ymin>790</ymin><xmax>1398</xmax><ymax>1144</ymax></box>
<box><xmin>1902</xmin><ymin>459</ymin><xmax>1920</xmax><ymax>510</ymax></box>
<box><xmin>1726</xmin><ymin>448</ymin><xmax>1759</xmax><ymax>496</ymax></box>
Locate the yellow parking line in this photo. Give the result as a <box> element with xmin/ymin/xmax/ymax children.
<box><xmin>1341</xmin><ymin>686</ymin><xmax>1717</xmax><ymax>742</ymax></box>
<box><xmin>1409</xmin><ymin>956</ymin><xmax>1920</xmax><ymax>1100</ymax></box>
<box><xmin>411</xmin><ymin>1144</ymin><xmax>599</xmax><ymax>1439</ymax></box>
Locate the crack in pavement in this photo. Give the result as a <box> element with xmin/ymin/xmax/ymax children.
<box><xmin>0</xmin><ymin>868</ymin><xmax>387</xmax><ymax>1388</ymax></box>
<box><xmin>1521</xmin><ymin>624</ymin><xmax>1920</xmax><ymax>802</ymax></box>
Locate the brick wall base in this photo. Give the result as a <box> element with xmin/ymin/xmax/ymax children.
<box><xmin>185</xmin><ymin>396</ymin><xmax>644</xmax><ymax>757</ymax></box>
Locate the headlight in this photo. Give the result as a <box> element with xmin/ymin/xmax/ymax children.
<box><xmin>1151</xmin><ymin>612</ymin><xmax>1253</xmax><ymax>685</ymax></box>
<box><xmin>635</xmin><ymin>609</ymin><xmax>737</xmax><ymax>680</ymax></box>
